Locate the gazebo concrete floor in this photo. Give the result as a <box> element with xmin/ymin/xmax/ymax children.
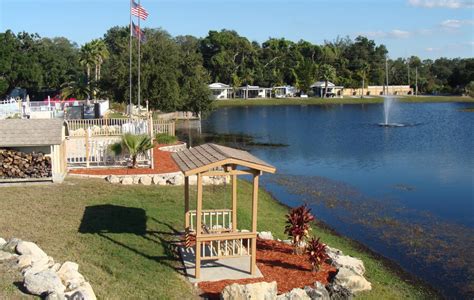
<box><xmin>178</xmin><ymin>244</ymin><xmax>263</xmax><ymax>283</ymax></box>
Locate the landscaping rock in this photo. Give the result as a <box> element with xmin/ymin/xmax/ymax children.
<box><xmin>0</xmin><ymin>250</ymin><xmax>15</xmax><ymax>261</ymax></box>
<box><xmin>282</xmin><ymin>239</ymin><xmax>292</xmax><ymax>245</ymax></box>
<box><xmin>0</xmin><ymin>237</ymin><xmax>6</xmax><ymax>248</ymax></box>
<box><xmin>50</xmin><ymin>263</ymin><xmax>61</xmax><ymax>272</ymax></box>
<box><xmin>106</xmin><ymin>175</ymin><xmax>120</xmax><ymax>184</ymax></box>
<box><xmin>276</xmin><ymin>288</ymin><xmax>310</xmax><ymax>300</ymax></box>
<box><xmin>258</xmin><ymin>231</ymin><xmax>274</xmax><ymax>240</ymax></box>
<box><xmin>121</xmin><ymin>177</ymin><xmax>133</xmax><ymax>185</ymax></box>
<box><xmin>22</xmin><ymin>256</ymin><xmax>55</xmax><ymax>276</ymax></box>
<box><xmin>152</xmin><ymin>175</ymin><xmax>165</xmax><ymax>185</ymax></box>
<box><xmin>304</xmin><ymin>282</ymin><xmax>330</xmax><ymax>300</ymax></box>
<box><xmin>2</xmin><ymin>238</ymin><xmax>21</xmax><ymax>253</ymax></box>
<box><xmin>24</xmin><ymin>269</ymin><xmax>65</xmax><ymax>296</ymax></box>
<box><xmin>132</xmin><ymin>176</ymin><xmax>141</xmax><ymax>184</ymax></box>
<box><xmin>16</xmin><ymin>241</ymin><xmax>47</xmax><ymax>259</ymax></box>
<box><xmin>17</xmin><ymin>255</ymin><xmax>34</xmax><ymax>269</ymax></box>
<box><xmin>327</xmin><ymin>251</ymin><xmax>365</xmax><ymax>276</ymax></box>
<box><xmin>325</xmin><ymin>283</ymin><xmax>353</xmax><ymax>300</ymax></box>
<box><xmin>140</xmin><ymin>176</ymin><xmax>152</xmax><ymax>185</ymax></box>
<box><xmin>221</xmin><ymin>281</ymin><xmax>277</xmax><ymax>300</ymax></box>
<box><xmin>333</xmin><ymin>268</ymin><xmax>371</xmax><ymax>294</ymax></box>
<box><xmin>45</xmin><ymin>291</ymin><xmax>65</xmax><ymax>300</ymax></box>
<box><xmin>57</xmin><ymin>261</ymin><xmax>85</xmax><ymax>290</ymax></box>
<box><xmin>65</xmin><ymin>282</ymin><xmax>97</xmax><ymax>300</ymax></box>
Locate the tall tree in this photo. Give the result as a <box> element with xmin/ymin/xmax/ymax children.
<box><xmin>318</xmin><ymin>64</ymin><xmax>337</xmax><ymax>98</ymax></box>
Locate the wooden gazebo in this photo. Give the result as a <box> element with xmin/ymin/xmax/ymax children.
<box><xmin>172</xmin><ymin>143</ymin><xmax>276</xmax><ymax>279</ymax></box>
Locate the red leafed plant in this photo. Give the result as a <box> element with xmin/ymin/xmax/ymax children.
<box><xmin>284</xmin><ymin>204</ymin><xmax>315</xmax><ymax>254</ymax></box>
<box><xmin>307</xmin><ymin>237</ymin><xmax>328</xmax><ymax>272</ymax></box>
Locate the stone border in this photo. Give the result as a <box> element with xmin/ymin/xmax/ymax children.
<box><xmin>157</xmin><ymin>142</ymin><xmax>187</xmax><ymax>152</ymax></box>
<box><xmin>0</xmin><ymin>237</ymin><xmax>96</xmax><ymax>300</ymax></box>
<box><xmin>221</xmin><ymin>231</ymin><xmax>372</xmax><ymax>299</ymax></box>
<box><xmin>106</xmin><ymin>172</ymin><xmax>229</xmax><ymax>186</ymax></box>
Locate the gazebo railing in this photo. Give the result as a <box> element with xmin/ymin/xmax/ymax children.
<box><xmin>188</xmin><ymin>209</ymin><xmax>233</xmax><ymax>232</ymax></box>
<box><xmin>194</xmin><ymin>232</ymin><xmax>256</xmax><ymax>260</ymax></box>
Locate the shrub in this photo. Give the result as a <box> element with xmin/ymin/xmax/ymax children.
<box><xmin>155</xmin><ymin>133</ymin><xmax>177</xmax><ymax>145</ymax></box>
<box><xmin>307</xmin><ymin>237</ymin><xmax>328</xmax><ymax>272</ymax></box>
<box><xmin>110</xmin><ymin>133</ymin><xmax>153</xmax><ymax>168</ymax></box>
<box><xmin>284</xmin><ymin>204</ymin><xmax>315</xmax><ymax>254</ymax></box>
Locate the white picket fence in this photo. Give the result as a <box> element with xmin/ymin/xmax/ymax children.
<box><xmin>67</xmin><ymin>117</ymin><xmax>175</xmax><ymax>137</ymax></box>
<box><xmin>0</xmin><ymin>99</ymin><xmax>21</xmax><ymax>119</ymax></box>
<box><xmin>66</xmin><ymin>135</ymin><xmax>151</xmax><ymax>168</ymax></box>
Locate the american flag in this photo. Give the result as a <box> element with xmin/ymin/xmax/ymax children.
<box><xmin>132</xmin><ymin>22</ymin><xmax>146</xmax><ymax>43</ymax></box>
<box><xmin>131</xmin><ymin>0</ymin><xmax>149</xmax><ymax>20</ymax></box>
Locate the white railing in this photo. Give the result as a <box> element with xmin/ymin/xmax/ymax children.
<box><xmin>153</xmin><ymin>118</ymin><xmax>176</xmax><ymax>136</ymax></box>
<box><xmin>189</xmin><ymin>209</ymin><xmax>233</xmax><ymax>232</ymax></box>
<box><xmin>67</xmin><ymin>118</ymin><xmax>150</xmax><ymax>136</ymax></box>
<box><xmin>0</xmin><ymin>99</ymin><xmax>20</xmax><ymax>119</ymax></box>
<box><xmin>199</xmin><ymin>237</ymin><xmax>251</xmax><ymax>260</ymax></box>
<box><xmin>66</xmin><ymin>136</ymin><xmax>151</xmax><ymax>168</ymax></box>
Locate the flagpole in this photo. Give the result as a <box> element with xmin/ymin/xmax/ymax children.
<box><xmin>137</xmin><ymin>0</ymin><xmax>141</xmax><ymax>111</ymax></box>
<box><xmin>129</xmin><ymin>0</ymin><xmax>133</xmax><ymax>118</ymax></box>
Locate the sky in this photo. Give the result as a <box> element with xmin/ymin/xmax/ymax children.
<box><xmin>1</xmin><ymin>0</ymin><xmax>473</xmax><ymax>59</ymax></box>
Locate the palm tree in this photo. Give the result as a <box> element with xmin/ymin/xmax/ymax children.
<box><xmin>110</xmin><ymin>134</ymin><xmax>154</xmax><ymax>168</ymax></box>
<box><xmin>79</xmin><ymin>43</ymin><xmax>95</xmax><ymax>83</ymax></box>
<box><xmin>79</xmin><ymin>43</ymin><xmax>95</xmax><ymax>100</ymax></box>
<box><xmin>357</xmin><ymin>62</ymin><xmax>370</xmax><ymax>98</ymax></box>
<box><xmin>318</xmin><ymin>64</ymin><xmax>336</xmax><ymax>98</ymax></box>
<box><xmin>60</xmin><ymin>75</ymin><xmax>92</xmax><ymax>100</ymax></box>
<box><xmin>90</xmin><ymin>39</ymin><xmax>109</xmax><ymax>82</ymax></box>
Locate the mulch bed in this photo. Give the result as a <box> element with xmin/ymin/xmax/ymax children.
<box><xmin>198</xmin><ymin>239</ymin><xmax>337</xmax><ymax>299</ymax></box>
<box><xmin>69</xmin><ymin>143</ymin><xmax>180</xmax><ymax>176</ymax></box>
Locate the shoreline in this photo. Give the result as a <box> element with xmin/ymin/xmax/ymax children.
<box><xmin>262</xmin><ymin>187</ymin><xmax>442</xmax><ymax>298</ymax></box>
<box><xmin>214</xmin><ymin>95</ymin><xmax>474</xmax><ymax>107</ymax></box>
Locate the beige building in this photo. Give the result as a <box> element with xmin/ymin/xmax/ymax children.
<box><xmin>343</xmin><ymin>85</ymin><xmax>413</xmax><ymax>96</ymax></box>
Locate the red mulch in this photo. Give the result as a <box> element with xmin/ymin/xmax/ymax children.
<box><xmin>198</xmin><ymin>239</ymin><xmax>337</xmax><ymax>299</ymax></box>
<box><xmin>69</xmin><ymin>143</ymin><xmax>180</xmax><ymax>176</ymax></box>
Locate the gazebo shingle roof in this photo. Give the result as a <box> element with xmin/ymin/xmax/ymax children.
<box><xmin>0</xmin><ymin>119</ymin><xmax>65</xmax><ymax>147</ymax></box>
<box><xmin>172</xmin><ymin>143</ymin><xmax>276</xmax><ymax>175</ymax></box>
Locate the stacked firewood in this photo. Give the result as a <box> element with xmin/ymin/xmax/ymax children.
<box><xmin>0</xmin><ymin>149</ymin><xmax>52</xmax><ymax>179</ymax></box>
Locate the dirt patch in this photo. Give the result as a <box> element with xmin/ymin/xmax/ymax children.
<box><xmin>69</xmin><ymin>143</ymin><xmax>180</xmax><ymax>176</ymax></box>
<box><xmin>198</xmin><ymin>239</ymin><xmax>336</xmax><ymax>298</ymax></box>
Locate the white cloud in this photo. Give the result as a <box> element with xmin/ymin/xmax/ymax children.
<box><xmin>360</xmin><ymin>29</ymin><xmax>412</xmax><ymax>39</ymax></box>
<box><xmin>440</xmin><ymin>19</ymin><xmax>474</xmax><ymax>28</ymax></box>
<box><xmin>408</xmin><ymin>0</ymin><xmax>474</xmax><ymax>8</ymax></box>
<box><xmin>389</xmin><ymin>29</ymin><xmax>412</xmax><ymax>39</ymax></box>
<box><xmin>425</xmin><ymin>47</ymin><xmax>440</xmax><ymax>52</ymax></box>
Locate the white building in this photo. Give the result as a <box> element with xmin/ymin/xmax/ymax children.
<box><xmin>208</xmin><ymin>83</ymin><xmax>233</xmax><ymax>100</ymax></box>
<box><xmin>311</xmin><ymin>81</ymin><xmax>344</xmax><ymax>98</ymax></box>
<box><xmin>237</xmin><ymin>85</ymin><xmax>272</xmax><ymax>99</ymax></box>
<box><xmin>273</xmin><ymin>86</ymin><xmax>296</xmax><ymax>98</ymax></box>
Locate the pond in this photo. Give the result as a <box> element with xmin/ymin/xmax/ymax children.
<box><xmin>178</xmin><ymin>101</ymin><xmax>474</xmax><ymax>298</ymax></box>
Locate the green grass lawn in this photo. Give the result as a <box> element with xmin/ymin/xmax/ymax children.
<box><xmin>215</xmin><ymin>95</ymin><xmax>473</xmax><ymax>107</ymax></box>
<box><xmin>0</xmin><ymin>178</ymin><xmax>437</xmax><ymax>299</ymax></box>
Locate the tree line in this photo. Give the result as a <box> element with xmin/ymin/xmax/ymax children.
<box><xmin>1</xmin><ymin>28</ymin><xmax>473</xmax><ymax>113</ymax></box>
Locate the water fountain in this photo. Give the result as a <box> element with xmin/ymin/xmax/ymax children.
<box><xmin>379</xmin><ymin>97</ymin><xmax>405</xmax><ymax>127</ymax></box>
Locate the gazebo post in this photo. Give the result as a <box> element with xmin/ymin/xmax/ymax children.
<box><xmin>232</xmin><ymin>173</ymin><xmax>237</xmax><ymax>232</ymax></box>
<box><xmin>195</xmin><ymin>173</ymin><xmax>203</xmax><ymax>279</ymax></box>
<box><xmin>250</xmin><ymin>173</ymin><xmax>259</xmax><ymax>275</ymax></box>
<box><xmin>184</xmin><ymin>176</ymin><xmax>189</xmax><ymax>230</ymax></box>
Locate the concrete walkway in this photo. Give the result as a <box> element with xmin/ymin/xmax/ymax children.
<box><xmin>178</xmin><ymin>245</ymin><xmax>263</xmax><ymax>283</ymax></box>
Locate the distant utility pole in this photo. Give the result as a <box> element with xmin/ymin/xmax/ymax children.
<box><xmin>415</xmin><ymin>67</ymin><xmax>418</xmax><ymax>97</ymax></box>
<box><xmin>385</xmin><ymin>57</ymin><xmax>389</xmax><ymax>95</ymax></box>
<box><xmin>407</xmin><ymin>59</ymin><xmax>410</xmax><ymax>87</ymax></box>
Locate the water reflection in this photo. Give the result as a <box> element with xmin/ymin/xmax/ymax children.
<box><xmin>178</xmin><ymin>102</ymin><xmax>474</xmax><ymax>298</ymax></box>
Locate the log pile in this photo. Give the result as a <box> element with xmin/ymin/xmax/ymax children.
<box><xmin>0</xmin><ymin>149</ymin><xmax>52</xmax><ymax>179</ymax></box>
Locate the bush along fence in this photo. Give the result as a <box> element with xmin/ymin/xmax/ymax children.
<box><xmin>65</xmin><ymin>116</ymin><xmax>175</xmax><ymax>168</ymax></box>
